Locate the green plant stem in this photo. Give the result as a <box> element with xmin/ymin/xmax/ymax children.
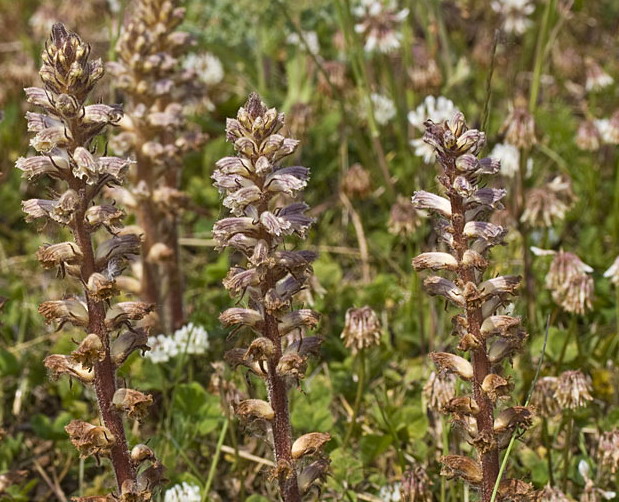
<box><xmin>542</xmin><ymin>418</ymin><xmax>554</xmax><ymax>485</ymax></box>
<box><xmin>202</xmin><ymin>418</ymin><xmax>229</xmax><ymax>502</ymax></box>
<box><xmin>344</xmin><ymin>349</ymin><xmax>366</xmax><ymax>446</ymax></box>
<box><xmin>529</xmin><ymin>0</ymin><xmax>556</xmax><ymax>112</ymax></box>
<box><xmin>562</xmin><ymin>412</ymin><xmax>573</xmax><ymax>492</ymax></box>
<box><xmin>491</xmin><ymin>316</ymin><xmax>550</xmax><ymax>502</ymax></box>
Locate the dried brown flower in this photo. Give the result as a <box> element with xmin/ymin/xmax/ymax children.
<box><xmin>554</xmin><ymin>370</ymin><xmax>593</xmax><ymax>409</ymax></box>
<box><xmin>341</xmin><ymin>306</ymin><xmax>382</xmax><ymax>353</ymax></box>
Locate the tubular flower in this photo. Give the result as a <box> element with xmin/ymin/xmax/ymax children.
<box><xmin>213</xmin><ymin>94</ymin><xmax>328</xmax><ymax>501</ymax></box>
<box><xmin>18</xmin><ymin>24</ymin><xmax>161</xmax><ymax>497</ymax></box>
<box><xmin>412</xmin><ymin>112</ymin><xmax>531</xmax><ymax>501</ymax></box>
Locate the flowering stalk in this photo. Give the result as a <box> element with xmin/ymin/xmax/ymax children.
<box><xmin>108</xmin><ymin>0</ymin><xmax>206</xmax><ymax>332</ymax></box>
<box><xmin>213</xmin><ymin>94</ymin><xmax>330</xmax><ymax>501</ymax></box>
<box><xmin>19</xmin><ymin>24</ymin><xmax>162</xmax><ymax>498</ymax></box>
<box><xmin>412</xmin><ymin>113</ymin><xmax>532</xmax><ymax>501</ymax></box>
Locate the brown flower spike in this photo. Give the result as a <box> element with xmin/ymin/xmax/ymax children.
<box><xmin>19</xmin><ymin>24</ymin><xmax>161</xmax><ymax>498</ymax></box>
<box><xmin>412</xmin><ymin>112</ymin><xmax>532</xmax><ymax>501</ymax></box>
<box><xmin>108</xmin><ymin>0</ymin><xmax>207</xmax><ymax>332</ymax></box>
<box><xmin>213</xmin><ymin>94</ymin><xmax>329</xmax><ymax>501</ymax></box>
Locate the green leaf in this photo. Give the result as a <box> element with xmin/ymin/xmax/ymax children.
<box><xmin>172</xmin><ymin>383</ymin><xmax>223</xmax><ymax>436</ymax></box>
<box><xmin>360</xmin><ymin>433</ymin><xmax>392</xmax><ymax>464</ymax></box>
<box><xmin>291</xmin><ymin>375</ymin><xmax>334</xmax><ymax>432</ymax></box>
<box><xmin>245</xmin><ymin>495</ymin><xmax>270</xmax><ymax>502</ymax></box>
<box><xmin>328</xmin><ymin>447</ymin><xmax>364</xmax><ymax>487</ymax></box>
<box><xmin>0</xmin><ymin>347</ymin><xmax>19</xmax><ymax>376</ymax></box>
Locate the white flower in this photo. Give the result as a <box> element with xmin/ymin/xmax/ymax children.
<box><xmin>408</xmin><ymin>96</ymin><xmax>458</xmax><ymax>131</ymax></box>
<box><xmin>408</xmin><ymin>96</ymin><xmax>459</xmax><ymax>163</ymax></box>
<box><xmin>164</xmin><ymin>482</ymin><xmax>202</xmax><ymax>502</ymax></box>
<box><xmin>287</xmin><ymin>31</ymin><xmax>320</xmax><ymax>56</ymax></box>
<box><xmin>184</xmin><ymin>53</ymin><xmax>224</xmax><ymax>86</ymax></box>
<box><xmin>353</xmin><ymin>0</ymin><xmax>409</xmax><ymax>54</ymax></box>
<box><xmin>491</xmin><ymin>0</ymin><xmax>535</xmax><ymax>35</ymax></box>
<box><xmin>604</xmin><ymin>256</ymin><xmax>619</xmax><ymax>286</ymax></box>
<box><xmin>490</xmin><ymin>143</ymin><xmax>520</xmax><ymax>178</ymax></box>
<box><xmin>371</xmin><ymin>93</ymin><xmax>396</xmax><ymax>125</ymax></box>
<box><xmin>585</xmin><ymin>58</ymin><xmax>614</xmax><ymax>92</ymax></box>
<box><xmin>174</xmin><ymin>322</ymin><xmax>210</xmax><ymax>355</ymax></box>
<box><xmin>145</xmin><ymin>323</ymin><xmax>209</xmax><ymax>363</ymax></box>
<box><xmin>595</xmin><ymin>118</ymin><xmax>619</xmax><ymax>145</ymax></box>
<box><xmin>378</xmin><ymin>482</ymin><xmax>402</xmax><ymax>502</ymax></box>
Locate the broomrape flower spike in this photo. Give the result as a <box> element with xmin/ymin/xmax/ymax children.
<box><xmin>213</xmin><ymin>93</ymin><xmax>329</xmax><ymax>501</ymax></box>
<box><xmin>18</xmin><ymin>24</ymin><xmax>161</xmax><ymax>499</ymax></box>
<box><xmin>108</xmin><ymin>0</ymin><xmax>207</xmax><ymax>333</ymax></box>
<box><xmin>412</xmin><ymin>112</ymin><xmax>532</xmax><ymax>501</ymax></box>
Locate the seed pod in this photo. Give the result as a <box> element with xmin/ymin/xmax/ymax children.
<box><xmin>494</xmin><ymin>406</ymin><xmax>534</xmax><ymax>432</ymax></box>
<box><xmin>71</xmin><ymin>334</ymin><xmax>105</xmax><ymax>369</ymax></box>
<box><xmin>235</xmin><ymin>399</ymin><xmax>275</xmax><ymax>422</ymax></box>
<box><xmin>481</xmin><ymin>374</ymin><xmax>511</xmax><ymax>402</ymax></box>
<box><xmin>298</xmin><ymin>458</ymin><xmax>330</xmax><ymax>494</ymax></box>
<box><xmin>65</xmin><ymin>420</ymin><xmax>115</xmax><ymax>458</ymax></box>
<box><xmin>45</xmin><ymin>354</ymin><xmax>94</xmax><ymax>383</ymax></box>
<box><xmin>130</xmin><ymin>444</ymin><xmax>155</xmax><ymax>464</ymax></box>
<box><xmin>291</xmin><ymin>432</ymin><xmax>331</xmax><ymax>459</ymax></box>
<box><xmin>439</xmin><ymin>456</ymin><xmax>483</xmax><ymax>485</ymax></box>
<box><xmin>111</xmin><ymin>329</ymin><xmax>150</xmax><ymax>366</ymax></box>
<box><xmin>112</xmin><ymin>388</ymin><xmax>153</xmax><ymax>421</ymax></box>
<box><xmin>430</xmin><ymin>352</ymin><xmax>474</xmax><ymax>380</ymax></box>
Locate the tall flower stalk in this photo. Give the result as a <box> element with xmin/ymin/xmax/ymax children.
<box><xmin>213</xmin><ymin>94</ymin><xmax>330</xmax><ymax>501</ymax></box>
<box><xmin>108</xmin><ymin>0</ymin><xmax>205</xmax><ymax>332</ymax></box>
<box><xmin>412</xmin><ymin>112</ymin><xmax>532</xmax><ymax>501</ymax></box>
<box><xmin>19</xmin><ymin>24</ymin><xmax>161</xmax><ymax>499</ymax></box>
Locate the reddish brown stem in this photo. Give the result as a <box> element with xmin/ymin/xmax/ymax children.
<box><xmin>447</xmin><ymin>163</ymin><xmax>499</xmax><ymax>502</ymax></box>
<box><xmin>136</xmin><ymin>152</ymin><xmax>163</xmax><ymax>328</ymax></box>
<box><xmin>263</xmin><ymin>276</ymin><xmax>300</xmax><ymax>501</ymax></box>
<box><xmin>72</xmin><ymin>200</ymin><xmax>135</xmax><ymax>489</ymax></box>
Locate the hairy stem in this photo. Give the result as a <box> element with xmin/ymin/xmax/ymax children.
<box><xmin>264</xmin><ymin>296</ymin><xmax>300</xmax><ymax>501</ymax></box>
<box><xmin>447</xmin><ymin>162</ymin><xmax>499</xmax><ymax>501</ymax></box>
<box><xmin>72</xmin><ymin>201</ymin><xmax>134</xmax><ymax>489</ymax></box>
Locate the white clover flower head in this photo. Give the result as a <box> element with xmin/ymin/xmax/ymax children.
<box><xmin>408</xmin><ymin>96</ymin><xmax>458</xmax><ymax>131</ymax></box>
<box><xmin>490</xmin><ymin>143</ymin><xmax>520</xmax><ymax>178</ymax></box>
<box><xmin>175</xmin><ymin>322</ymin><xmax>210</xmax><ymax>355</ymax></box>
<box><xmin>164</xmin><ymin>481</ymin><xmax>202</xmax><ymax>502</ymax></box>
<box><xmin>184</xmin><ymin>53</ymin><xmax>224</xmax><ymax>86</ymax></box>
<box><xmin>491</xmin><ymin>0</ymin><xmax>535</xmax><ymax>35</ymax></box>
<box><xmin>378</xmin><ymin>482</ymin><xmax>402</xmax><ymax>501</ymax></box>
<box><xmin>353</xmin><ymin>0</ymin><xmax>409</xmax><ymax>54</ymax></box>
<box><xmin>370</xmin><ymin>93</ymin><xmax>396</xmax><ymax>125</ymax></box>
<box><xmin>408</xmin><ymin>96</ymin><xmax>459</xmax><ymax>163</ymax></box>
<box><xmin>287</xmin><ymin>31</ymin><xmax>320</xmax><ymax>56</ymax></box>
<box><xmin>145</xmin><ymin>323</ymin><xmax>209</xmax><ymax>363</ymax></box>
<box><xmin>585</xmin><ymin>58</ymin><xmax>614</xmax><ymax>92</ymax></box>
